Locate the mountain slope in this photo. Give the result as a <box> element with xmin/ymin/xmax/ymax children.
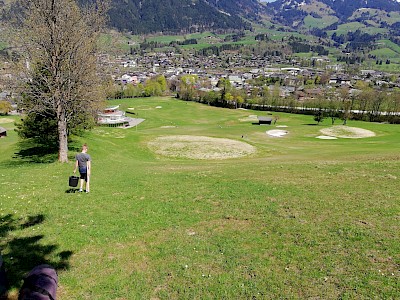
<box><xmin>267</xmin><ymin>0</ymin><xmax>400</xmax><ymax>28</ymax></box>
<box><xmin>205</xmin><ymin>0</ymin><xmax>264</xmax><ymax>21</ymax></box>
<box><xmin>101</xmin><ymin>0</ymin><xmax>260</xmax><ymax>34</ymax></box>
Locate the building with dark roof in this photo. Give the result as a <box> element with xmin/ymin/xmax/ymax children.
<box><xmin>257</xmin><ymin>116</ymin><xmax>273</xmax><ymax>125</ymax></box>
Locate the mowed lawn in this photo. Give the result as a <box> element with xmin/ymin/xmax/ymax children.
<box><xmin>0</xmin><ymin>97</ymin><xmax>399</xmax><ymax>299</ymax></box>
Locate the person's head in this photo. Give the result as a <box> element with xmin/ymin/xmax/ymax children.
<box><xmin>82</xmin><ymin>144</ymin><xmax>88</xmax><ymax>153</ymax></box>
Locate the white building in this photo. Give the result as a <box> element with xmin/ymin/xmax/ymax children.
<box><xmin>97</xmin><ymin>105</ymin><xmax>130</xmax><ymax>127</ymax></box>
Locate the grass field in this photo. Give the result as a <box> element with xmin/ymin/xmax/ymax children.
<box><xmin>370</xmin><ymin>48</ymin><xmax>399</xmax><ymax>59</ymax></box>
<box><xmin>1</xmin><ymin>97</ymin><xmax>399</xmax><ymax>299</ymax></box>
<box><xmin>327</xmin><ymin>22</ymin><xmax>388</xmax><ymax>36</ymax></box>
<box><xmin>303</xmin><ymin>15</ymin><xmax>338</xmax><ymax>29</ymax></box>
<box><xmin>379</xmin><ymin>39</ymin><xmax>400</xmax><ymax>54</ymax></box>
<box><xmin>350</xmin><ymin>9</ymin><xmax>400</xmax><ymax>26</ymax></box>
<box><xmin>372</xmin><ymin>40</ymin><xmax>400</xmax><ymax>60</ymax></box>
<box><xmin>369</xmin><ymin>62</ymin><xmax>400</xmax><ymax>72</ymax></box>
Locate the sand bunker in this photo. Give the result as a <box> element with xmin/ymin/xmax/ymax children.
<box><xmin>276</xmin><ymin>125</ymin><xmax>288</xmax><ymax>128</ymax></box>
<box><xmin>0</xmin><ymin>118</ymin><xmax>14</xmax><ymax>124</ymax></box>
<box><xmin>320</xmin><ymin>126</ymin><xmax>375</xmax><ymax>139</ymax></box>
<box><xmin>156</xmin><ymin>106</ymin><xmax>162</xmax><ymax>109</ymax></box>
<box><xmin>148</xmin><ymin>135</ymin><xmax>256</xmax><ymax>160</ymax></box>
<box><xmin>267</xmin><ymin>129</ymin><xmax>288</xmax><ymax>137</ymax></box>
<box><xmin>316</xmin><ymin>135</ymin><xmax>338</xmax><ymax>140</ymax></box>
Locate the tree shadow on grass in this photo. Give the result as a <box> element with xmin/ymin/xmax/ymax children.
<box><xmin>1</xmin><ymin>135</ymin><xmax>85</xmax><ymax>168</ymax></box>
<box><xmin>12</xmin><ymin>140</ymin><xmax>59</xmax><ymax>164</ymax></box>
<box><xmin>0</xmin><ymin>213</ymin><xmax>72</xmax><ymax>293</ymax></box>
<box><xmin>0</xmin><ymin>145</ymin><xmax>58</xmax><ymax>169</ymax></box>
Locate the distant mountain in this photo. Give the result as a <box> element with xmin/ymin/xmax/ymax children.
<box><xmin>267</xmin><ymin>0</ymin><xmax>400</xmax><ymax>28</ymax></box>
<box><xmin>205</xmin><ymin>0</ymin><xmax>264</xmax><ymax>21</ymax></box>
<box><xmin>326</xmin><ymin>0</ymin><xmax>400</xmax><ymax>19</ymax></box>
<box><xmin>5</xmin><ymin>0</ymin><xmax>400</xmax><ymax>37</ymax></box>
<box><xmin>92</xmin><ymin>0</ymin><xmax>263</xmax><ymax>34</ymax></box>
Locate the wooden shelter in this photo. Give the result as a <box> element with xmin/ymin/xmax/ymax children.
<box><xmin>257</xmin><ymin>116</ymin><xmax>273</xmax><ymax>125</ymax></box>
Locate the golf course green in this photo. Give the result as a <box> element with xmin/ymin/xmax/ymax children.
<box><xmin>1</xmin><ymin>97</ymin><xmax>399</xmax><ymax>299</ymax></box>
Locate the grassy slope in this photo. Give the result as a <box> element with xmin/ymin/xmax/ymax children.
<box><xmin>1</xmin><ymin>98</ymin><xmax>399</xmax><ymax>299</ymax></box>
<box><xmin>303</xmin><ymin>15</ymin><xmax>337</xmax><ymax>29</ymax></box>
<box><xmin>327</xmin><ymin>22</ymin><xmax>388</xmax><ymax>36</ymax></box>
<box><xmin>371</xmin><ymin>40</ymin><xmax>400</xmax><ymax>60</ymax></box>
<box><xmin>370</xmin><ymin>48</ymin><xmax>399</xmax><ymax>59</ymax></box>
<box><xmin>349</xmin><ymin>9</ymin><xmax>400</xmax><ymax>26</ymax></box>
<box><xmin>380</xmin><ymin>39</ymin><xmax>400</xmax><ymax>54</ymax></box>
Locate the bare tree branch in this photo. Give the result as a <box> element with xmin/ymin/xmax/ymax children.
<box><xmin>12</xmin><ymin>0</ymin><xmax>109</xmax><ymax>162</ymax></box>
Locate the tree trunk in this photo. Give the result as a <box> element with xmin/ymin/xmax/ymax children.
<box><xmin>57</xmin><ymin>110</ymin><xmax>68</xmax><ymax>163</ymax></box>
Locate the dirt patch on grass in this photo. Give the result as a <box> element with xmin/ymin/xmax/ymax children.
<box><xmin>320</xmin><ymin>126</ymin><xmax>375</xmax><ymax>139</ymax></box>
<box><xmin>0</xmin><ymin>118</ymin><xmax>14</xmax><ymax>124</ymax></box>
<box><xmin>239</xmin><ymin>115</ymin><xmax>258</xmax><ymax>122</ymax></box>
<box><xmin>148</xmin><ymin>135</ymin><xmax>256</xmax><ymax>159</ymax></box>
<box><xmin>93</xmin><ymin>128</ymin><xmax>126</xmax><ymax>139</ymax></box>
<box><xmin>267</xmin><ymin>129</ymin><xmax>288</xmax><ymax>138</ymax></box>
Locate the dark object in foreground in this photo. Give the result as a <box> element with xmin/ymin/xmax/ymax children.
<box><xmin>69</xmin><ymin>176</ymin><xmax>79</xmax><ymax>187</ymax></box>
<box><xmin>0</xmin><ymin>254</ymin><xmax>8</xmax><ymax>299</ymax></box>
<box><xmin>18</xmin><ymin>265</ymin><xmax>58</xmax><ymax>300</ymax></box>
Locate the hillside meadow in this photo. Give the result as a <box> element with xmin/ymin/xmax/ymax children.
<box><xmin>0</xmin><ymin>97</ymin><xmax>399</xmax><ymax>299</ymax></box>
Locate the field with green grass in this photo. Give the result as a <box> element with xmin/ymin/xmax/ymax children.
<box><xmin>379</xmin><ymin>39</ymin><xmax>400</xmax><ymax>53</ymax></box>
<box><xmin>350</xmin><ymin>9</ymin><xmax>400</xmax><ymax>26</ymax></box>
<box><xmin>370</xmin><ymin>48</ymin><xmax>399</xmax><ymax>59</ymax></box>
<box><xmin>371</xmin><ymin>40</ymin><xmax>400</xmax><ymax>60</ymax></box>
<box><xmin>327</xmin><ymin>21</ymin><xmax>388</xmax><ymax>36</ymax></box>
<box><xmin>303</xmin><ymin>15</ymin><xmax>338</xmax><ymax>29</ymax></box>
<box><xmin>369</xmin><ymin>62</ymin><xmax>400</xmax><ymax>72</ymax></box>
<box><xmin>1</xmin><ymin>97</ymin><xmax>399</xmax><ymax>299</ymax></box>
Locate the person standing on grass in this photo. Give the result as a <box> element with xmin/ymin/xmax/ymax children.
<box><xmin>73</xmin><ymin>144</ymin><xmax>91</xmax><ymax>193</ymax></box>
